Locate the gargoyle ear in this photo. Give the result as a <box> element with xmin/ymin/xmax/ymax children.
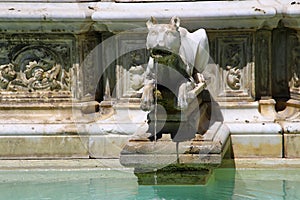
<box><xmin>170</xmin><ymin>16</ymin><xmax>180</xmax><ymax>28</ymax></box>
<box><xmin>146</xmin><ymin>16</ymin><xmax>157</xmax><ymax>29</ymax></box>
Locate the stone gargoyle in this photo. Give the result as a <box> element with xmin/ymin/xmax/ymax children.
<box><xmin>140</xmin><ymin>16</ymin><xmax>209</xmax><ymax>111</ymax></box>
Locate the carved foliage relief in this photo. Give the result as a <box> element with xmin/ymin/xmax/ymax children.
<box><xmin>211</xmin><ymin>33</ymin><xmax>254</xmax><ymax>100</ymax></box>
<box><xmin>0</xmin><ymin>37</ymin><xmax>72</xmax><ymax>93</ymax></box>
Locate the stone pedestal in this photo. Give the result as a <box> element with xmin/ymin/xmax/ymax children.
<box><xmin>120</xmin><ymin>121</ymin><xmax>230</xmax><ymax>184</ymax></box>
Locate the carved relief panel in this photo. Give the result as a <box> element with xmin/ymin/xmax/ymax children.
<box><xmin>209</xmin><ymin>32</ymin><xmax>254</xmax><ymax>101</ymax></box>
<box><xmin>0</xmin><ymin>35</ymin><xmax>74</xmax><ymax>101</ymax></box>
<box><xmin>115</xmin><ymin>33</ymin><xmax>148</xmax><ymax>99</ymax></box>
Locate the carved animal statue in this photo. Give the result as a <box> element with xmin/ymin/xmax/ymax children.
<box><xmin>141</xmin><ymin>16</ymin><xmax>209</xmax><ymax>111</ymax></box>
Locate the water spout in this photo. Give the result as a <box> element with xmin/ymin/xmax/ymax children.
<box><xmin>176</xmin><ymin>142</ymin><xmax>179</xmax><ymax>164</ymax></box>
<box><xmin>154</xmin><ymin>59</ymin><xmax>158</xmax><ymax>142</ymax></box>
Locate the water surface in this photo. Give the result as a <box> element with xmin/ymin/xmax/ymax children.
<box><xmin>0</xmin><ymin>168</ymin><xmax>299</xmax><ymax>199</ymax></box>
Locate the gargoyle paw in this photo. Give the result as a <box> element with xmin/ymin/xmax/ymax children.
<box><xmin>177</xmin><ymin>82</ymin><xmax>191</xmax><ymax>110</ymax></box>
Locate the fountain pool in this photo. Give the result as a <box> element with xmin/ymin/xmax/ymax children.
<box><xmin>1</xmin><ymin>168</ymin><xmax>299</xmax><ymax>200</ymax></box>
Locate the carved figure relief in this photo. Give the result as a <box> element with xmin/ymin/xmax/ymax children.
<box><xmin>0</xmin><ymin>63</ymin><xmax>16</xmax><ymax>89</ymax></box>
<box><xmin>0</xmin><ymin>61</ymin><xmax>69</xmax><ymax>91</ymax></box>
<box><xmin>0</xmin><ymin>41</ymin><xmax>72</xmax><ymax>92</ymax></box>
<box><xmin>226</xmin><ymin>66</ymin><xmax>241</xmax><ymax>90</ymax></box>
<box><xmin>128</xmin><ymin>50</ymin><xmax>146</xmax><ymax>92</ymax></box>
<box><xmin>129</xmin><ymin>65</ymin><xmax>145</xmax><ymax>91</ymax></box>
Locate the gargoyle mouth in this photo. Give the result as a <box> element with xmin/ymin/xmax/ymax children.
<box><xmin>151</xmin><ymin>48</ymin><xmax>173</xmax><ymax>58</ymax></box>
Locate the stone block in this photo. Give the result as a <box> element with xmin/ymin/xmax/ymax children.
<box><xmin>231</xmin><ymin>134</ymin><xmax>282</xmax><ymax>158</ymax></box>
<box><xmin>284</xmin><ymin>134</ymin><xmax>300</xmax><ymax>158</ymax></box>
<box><xmin>89</xmin><ymin>135</ymin><xmax>130</xmax><ymax>158</ymax></box>
<box><xmin>0</xmin><ymin>135</ymin><xmax>89</xmax><ymax>159</ymax></box>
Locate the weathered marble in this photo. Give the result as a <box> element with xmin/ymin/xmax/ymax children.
<box><xmin>0</xmin><ymin>0</ymin><xmax>298</xmax><ymax>163</ymax></box>
<box><xmin>0</xmin><ymin>135</ymin><xmax>89</xmax><ymax>159</ymax></box>
<box><xmin>89</xmin><ymin>135</ymin><xmax>130</xmax><ymax>158</ymax></box>
<box><xmin>231</xmin><ymin>135</ymin><xmax>282</xmax><ymax>158</ymax></box>
<box><xmin>284</xmin><ymin>134</ymin><xmax>300</xmax><ymax>158</ymax></box>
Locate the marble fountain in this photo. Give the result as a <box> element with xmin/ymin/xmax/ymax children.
<box><xmin>0</xmin><ymin>0</ymin><xmax>299</xmax><ymax>184</ymax></box>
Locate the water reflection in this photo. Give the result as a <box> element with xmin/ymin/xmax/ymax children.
<box><xmin>0</xmin><ymin>169</ymin><xmax>300</xmax><ymax>199</ymax></box>
<box><xmin>135</xmin><ymin>169</ymin><xmax>236</xmax><ymax>200</ymax></box>
<box><xmin>232</xmin><ymin>169</ymin><xmax>300</xmax><ymax>200</ymax></box>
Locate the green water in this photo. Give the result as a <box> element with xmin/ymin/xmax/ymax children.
<box><xmin>0</xmin><ymin>168</ymin><xmax>300</xmax><ymax>200</ymax></box>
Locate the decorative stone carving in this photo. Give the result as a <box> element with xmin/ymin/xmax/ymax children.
<box><xmin>0</xmin><ymin>61</ymin><xmax>69</xmax><ymax>92</ymax></box>
<box><xmin>210</xmin><ymin>32</ymin><xmax>253</xmax><ymax>101</ymax></box>
<box><xmin>0</xmin><ymin>63</ymin><xmax>16</xmax><ymax>89</ymax></box>
<box><xmin>129</xmin><ymin>65</ymin><xmax>145</xmax><ymax>91</ymax></box>
<box><xmin>0</xmin><ymin>36</ymin><xmax>73</xmax><ymax>94</ymax></box>
<box><xmin>224</xmin><ymin>44</ymin><xmax>242</xmax><ymax>90</ymax></box>
<box><xmin>122</xmin><ymin>50</ymin><xmax>146</xmax><ymax>94</ymax></box>
<box><xmin>226</xmin><ymin>66</ymin><xmax>241</xmax><ymax>90</ymax></box>
<box><xmin>114</xmin><ymin>34</ymin><xmax>148</xmax><ymax>98</ymax></box>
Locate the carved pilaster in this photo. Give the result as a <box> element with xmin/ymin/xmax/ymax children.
<box><xmin>289</xmin><ymin>32</ymin><xmax>300</xmax><ymax>100</ymax></box>
<box><xmin>255</xmin><ymin>29</ymin><xmax>272</xmax><ymax>98</ymax></box>
<box><xmin>78</xmin><ymin>33</ymin><xmax>101</xmax><ymax>99</ymax></box>
<box><xmin>95</xmin><ymin>33</ymin><xmax>117</xmax><ymax>103</ymax></box>
<box><xmin>271</xmin><ymin>27</ymin><xmax>295</xmax><ymax>102</ymax></box>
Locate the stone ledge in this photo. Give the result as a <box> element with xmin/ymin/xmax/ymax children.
<box><xmin>0</xmin><ymin>2</ymin><xmax>94</xmax><ymax>33</ymax></box>
<box><xmin>0</xmin><ymin>124</ymin><xmax>78</xmax><ymax>135</ymax></box>
<box><xmin>222</xmin><ymin>158</ymin><xmax>300</xmax><ymax>169</ymax></box>
<box><xmin>226</xmin><ymin>123</ymin><xmax>282</xmax><ymax>135</ymax></box>
<box><xmin>0</xmin><ymin>135</ymin><xmax>133</xmax><ymax>159</ymax></box>
<box><xmin>0</xmin><ymin>1</ymin><xmax>299</xmax><ymax>33</ymax></box>
<box><xmin>4</xmin><ymin>158</ymin><xmax>300</xmax><ymax>171</ymax></box>
<box><xmin>0</xmin><ymin>159</ymin><xmax>128</xmax><ymax>171</ymax></box>
<box><xmin>231</xmin><ymin>134</ymin><xmax>282</xmax><ymax>158</ymax></box>
<box><xmin>0</xmin><ymin>2</ymin><xmax>91</xmax><ymax>21</ymax></box>
<box><xmin>92</xmin><ymin>1</ymin><xmax>278</xmax><ymax>31</ymax></box>
<box><xmin>0</xmin><ymin>135</ymin><xmax>89</xmax><ymax>159</ymax></box>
